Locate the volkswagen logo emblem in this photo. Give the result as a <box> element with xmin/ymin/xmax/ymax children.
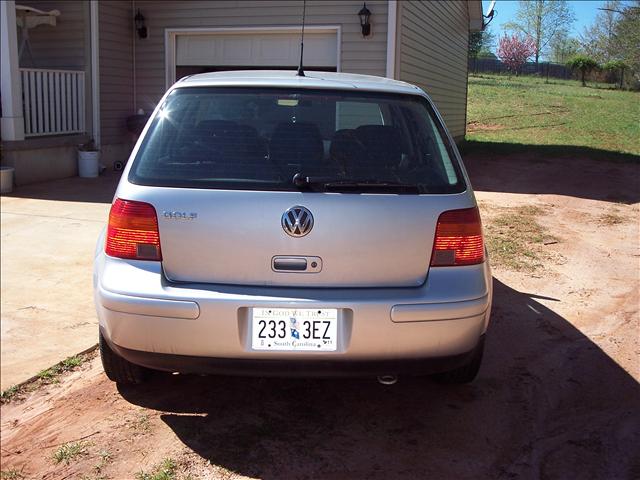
<box><xmin>281</xmin><ymin>206</ymin><xmax>314</xmax><ymax>237</ymax></box>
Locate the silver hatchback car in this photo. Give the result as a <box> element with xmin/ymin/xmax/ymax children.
<box><xmin>94</xmin><ymin>71</ymin><xmax>492</xmax><ymax>385</ymax></box>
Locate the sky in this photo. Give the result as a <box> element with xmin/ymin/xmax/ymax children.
<box><xmin>486</xmin><ymin>0</ymin><xmax>635</xmax><ymax>54</ymax></box>
<box><xmin>482</xmin><ymin>0</ymin><xmax>632</xmax><ymax>58</ymax></box>
<box><xmin>489</xmin><ymin>1</ymin><xmax>610</xmax><ymax>37</ymax></box>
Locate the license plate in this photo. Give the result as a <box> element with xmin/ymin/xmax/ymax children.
<box><xmin>251</xmin><ymin>308</ymin><xmax>338</xmax><ymax>351</ymax></box>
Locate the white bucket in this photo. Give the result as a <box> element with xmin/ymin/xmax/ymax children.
<box><xmin>0</xmin><ymin>166</ymin><xmax>14</xmax><ymax>194</ymax></box>
<box><xmin>78</xmin><ymin>150</ymin><xmax>100</xmax><ymax>178</ymax></box>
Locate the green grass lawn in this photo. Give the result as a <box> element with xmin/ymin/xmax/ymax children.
<box><xmin>465</xmin><ymin>73</ymin><xmax>640</xmax><ymax>159</ymax></box>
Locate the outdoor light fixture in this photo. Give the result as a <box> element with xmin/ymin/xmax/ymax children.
<box><xmin>134</xmin><ymin>9</ymin><xmax>147</xmax><ymax>39</ymax></box>
<box><xmin>358</xmin><ymin>2</ymin><xmax>371</xmax><ymax>37</ymax></box>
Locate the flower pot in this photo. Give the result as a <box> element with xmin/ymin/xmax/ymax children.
<box><xmin>78</xmin><ymin>150</ymin><xmax>100</xmax><ymax>178</ymax></box>
<box><xmin>0</xmin><ymin>166</ymin><xmax>14</xmax><ymax>194</ymax></box>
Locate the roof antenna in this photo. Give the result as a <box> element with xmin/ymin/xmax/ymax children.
<box><xmin>297</xmin><ymin>0</ymin><xmax>306</xmax><ymax>77</ymax></box>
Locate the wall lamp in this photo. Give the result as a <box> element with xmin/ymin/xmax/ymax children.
<box><xmin>358</xmin><ymin>2</ymin><xmax>372</xmax><ymax>37</ymax></box>
<box><xmin>134</xmin><ymin>9</ymin><xmax>148</xmax><ymax>39</ymax></box>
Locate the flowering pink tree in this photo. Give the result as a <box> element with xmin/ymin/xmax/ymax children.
<box><xmin>497</xmin><ymin>34</ymin><xmax>537</xmax><ymax>75</ymax></box>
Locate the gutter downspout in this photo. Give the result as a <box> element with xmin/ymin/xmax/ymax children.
<box><xmin>385</xmin><ymin>0</ymin><xmax>397</xmax><ymax>79</ymax></box>
<box><xmin>90</xmin><ymin>0</ymin><xmax>100</xmax><ymax>147</ymax></box>
<box><xmin>132</xmin><ymin>0</ymin><xmax>136</xmax><ymax>113</ymax></box>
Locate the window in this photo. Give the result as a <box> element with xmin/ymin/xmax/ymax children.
<box><xmin>129</xmin><ymin>87</ymin><xmax>466</xmax><ymax>194</ymax></box>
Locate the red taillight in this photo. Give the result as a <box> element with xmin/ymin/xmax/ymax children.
<box><xmin>430</xmin><ymin>207</ymin><xmax>485</xmax><ymax>266</ymax></box>
<box><xmin>105</xmin><ymin>198</ymin><xmax>162</xmax><ymax>261</ymax></box>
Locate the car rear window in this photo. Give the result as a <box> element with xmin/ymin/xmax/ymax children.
<box><xmin>129</xmin><ymin>87</ymin><xmax>466</xmax><ymax>194</ymax></box>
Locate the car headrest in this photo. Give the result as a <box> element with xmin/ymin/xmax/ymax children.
<box><xmin>330</xmin><ymin>129</ymin><xmax>366</xmax><ymax>169</ymax></box>
<box><xmin>355</xmin><ymin>125</ymin><xmax>404</xmax><ymax>164</ymax></box>
<box><xmin>269</xmin><ymin>122</ymin><xmax>324</xmax><ymax>164</ymax></box>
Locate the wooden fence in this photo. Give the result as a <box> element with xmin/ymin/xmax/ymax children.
<box><xmin>469</xmin><ymin>58</ymin><xmax>573</xmax><ymax>80</ymax></box>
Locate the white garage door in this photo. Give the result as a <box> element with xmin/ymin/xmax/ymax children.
<box><xmin>176</xmin><ymin>30</ymin><xmax>338</xmax><ymax>68</ymax></box>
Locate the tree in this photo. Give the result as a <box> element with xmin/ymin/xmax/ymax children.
<box><xmin>469</xmin><ymin>27</ymin><xmax>496</xmax><ymax>60</ymax></box>
<box><xmin>580</xmin><ymin>0</ymin><xmax>622</xmax><ymax>63</ymax></box>
<box><xmin>549</xmin><ymin>33</ymin><xmax>582</xmax><ymax>63</ymax></box>
<box><xmin>566</xmin><ymin>55</ymin><xmax>600</xmax><ymax>86</ymax></box>
<box><xmin>497</xmin><ymin>34</ymin><xmax>537</xmax><ymax>75</ymax></box>
<box><xmin>503</xmin><ymin>0</ymin><xmax>576</xmax><ymax>64</ymax></box>
<box><xmin>612</xmin><ymin>2</ymin><xmax>640</xmax><ymax>84</ymax></box>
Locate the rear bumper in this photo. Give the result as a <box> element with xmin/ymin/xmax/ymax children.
<box><xmin>104</xmin><ymin>331</ymin><xmax>483</xmax><ymax>377</ymax></box>
<box><xmin>94</xmin><ymin>253</ymin><xmax>492</xmax><ymax>374</ymax></box>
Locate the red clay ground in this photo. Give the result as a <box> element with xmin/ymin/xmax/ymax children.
<box><xmin>1</xmin><ymin>154</ymin><xmax>639</xmax><ymax>480</ymax></box>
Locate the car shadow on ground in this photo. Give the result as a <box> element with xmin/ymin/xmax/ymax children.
<box><xmin>119</xmin><ymin>280</ymin><xmax>640</xmax><ymax>479</ymax></box>
<box><xmin>462</xmin><ymin>141</ymin><xmax>640</xmax><ymax>204</ymax></box>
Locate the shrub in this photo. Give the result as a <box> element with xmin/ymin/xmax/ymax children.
<box><xmin>566</xmin><ymin>55</ymin><xmax>600</xmax><ymax>86</ymax></box>
<box><xmin>603</xmin><ymin>60</ymin><xmax>629</xmax><ymax>71</ymax></box>
<box><xmin>603</xmin><ymin>60</ymin><xmax>629</xmax><ymax>88</ymax></box>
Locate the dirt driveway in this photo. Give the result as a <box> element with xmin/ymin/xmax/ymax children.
<box><xmin>1</xmin><ymin>155</ymin><xmax>639</xmax><ymax>480</ymax></box>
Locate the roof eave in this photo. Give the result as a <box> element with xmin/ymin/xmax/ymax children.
<box><xmin>468</xmin><ymin>0</ymin><xmax>484</xmax><ymax>32</ymax></box>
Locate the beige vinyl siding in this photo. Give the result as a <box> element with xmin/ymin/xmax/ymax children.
<box><xmin>99</xmin><ymin>0</ymin><xmax>134</xmax><ymax>146</ymax></box>
<box><xmin>396</xmin><ymin>0</ymin><xmax>469</xmax><ymax>140</ymax></box>
<box><xmin>133</xmin><ymin>0</ymin><xmax>388</xmax><ymax>109</ymax></box>
<box><xmin>18</xmin><ymin>0</ymin><xmax>87</xmax><ymax>70</ymax></box>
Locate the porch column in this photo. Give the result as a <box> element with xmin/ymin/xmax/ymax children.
<box><xmin>0</xmin><ymin>0</ymin><xmax>24</xmax><ymax>141</ymax></box>
<box><xmin>90</xmin><ymin>0</ymin><xmax>100</xmax><ymax>147</ymax></box>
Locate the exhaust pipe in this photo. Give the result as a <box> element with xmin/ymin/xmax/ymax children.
<box><xmin>377</xmin><ymin>375</ymin><xmax>397</xmax><ymax>385</ymax></box>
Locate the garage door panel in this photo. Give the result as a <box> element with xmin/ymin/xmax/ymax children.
<box><xmin>221</xmin><ymin>38</ymin><xmax>253</xmax><ymax>63</ymax></box>
<box><xmin>257</xmin><ymin>37</ymin><xmax>294</xmax><ymax>63</ymax></box>
<box><xmin>304</xmin><ymin>38</ymin><xmax>338</xmax><ymax>66</ymax></box>
<box><xmin>176</xmin><ymin>32</ymin><xmax>337</xmax><ymax>67</ymax></box>
<box><xmin>180</xmin><ymin>36</ymin><xmax>217</xmax><ymax>64</ymax></box>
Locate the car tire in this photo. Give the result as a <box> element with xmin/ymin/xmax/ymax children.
<box><xmin>99</xmin><ymin>331</ymin><xmax>149</xmax><ymax>385</ymax></box>
<box><xmin>433</xmin><ymin>335</ymin><xmax>485</xmax><ymax>384</ymax></box>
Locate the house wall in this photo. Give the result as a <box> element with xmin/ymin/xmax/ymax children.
<box><xmin>3</xmin><ymin>1</ymin><xmax>91</xmax><ymax>184</ymax></box>
<box><xmin>99</xmin><ymin>0</ymin><xmax>135</xmax><ymax>167</ymax></box>
<box><xmin>396</xmin><ymin>0</ymin><xmax>470</xmax><ymax>140</ymax></box>
<box><xmin>17</xmin><ymin>0</ymin><xmax>92</xmax><ymax>138</ymax></box>
<box><xmin>18</xmin><ymin>0</ymin><xmax>88</xmax><ymax>70</ymax></box>
<box><xmin>1</xmin><ymin>133</ymin><xmax>89</xmax><ymax>185</ymax></box>
<box><xmin>5</xmin><ymin>0</ymin><xmax>476</xmax><ymax>186</ymax></box>
<box><xmin>13</xmin><ymin>1</ymin><xmax>136</xmax><ymax>170</ymax></box>
<box><xmin>132</xmin><ymin>0</ymin><xmax>388</xmax><ymax>110</ymax></box>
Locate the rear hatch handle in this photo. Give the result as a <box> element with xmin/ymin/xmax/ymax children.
<box><xmin>272</xmin><ymin>256</ymin><xmax>322</xmax><ymax>273</ymax></box>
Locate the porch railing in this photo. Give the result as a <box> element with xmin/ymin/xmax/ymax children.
<box><xmin>20</xmin><ymin>68</ymin><xmax>85</xmax><ymax>137</ymax></box>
